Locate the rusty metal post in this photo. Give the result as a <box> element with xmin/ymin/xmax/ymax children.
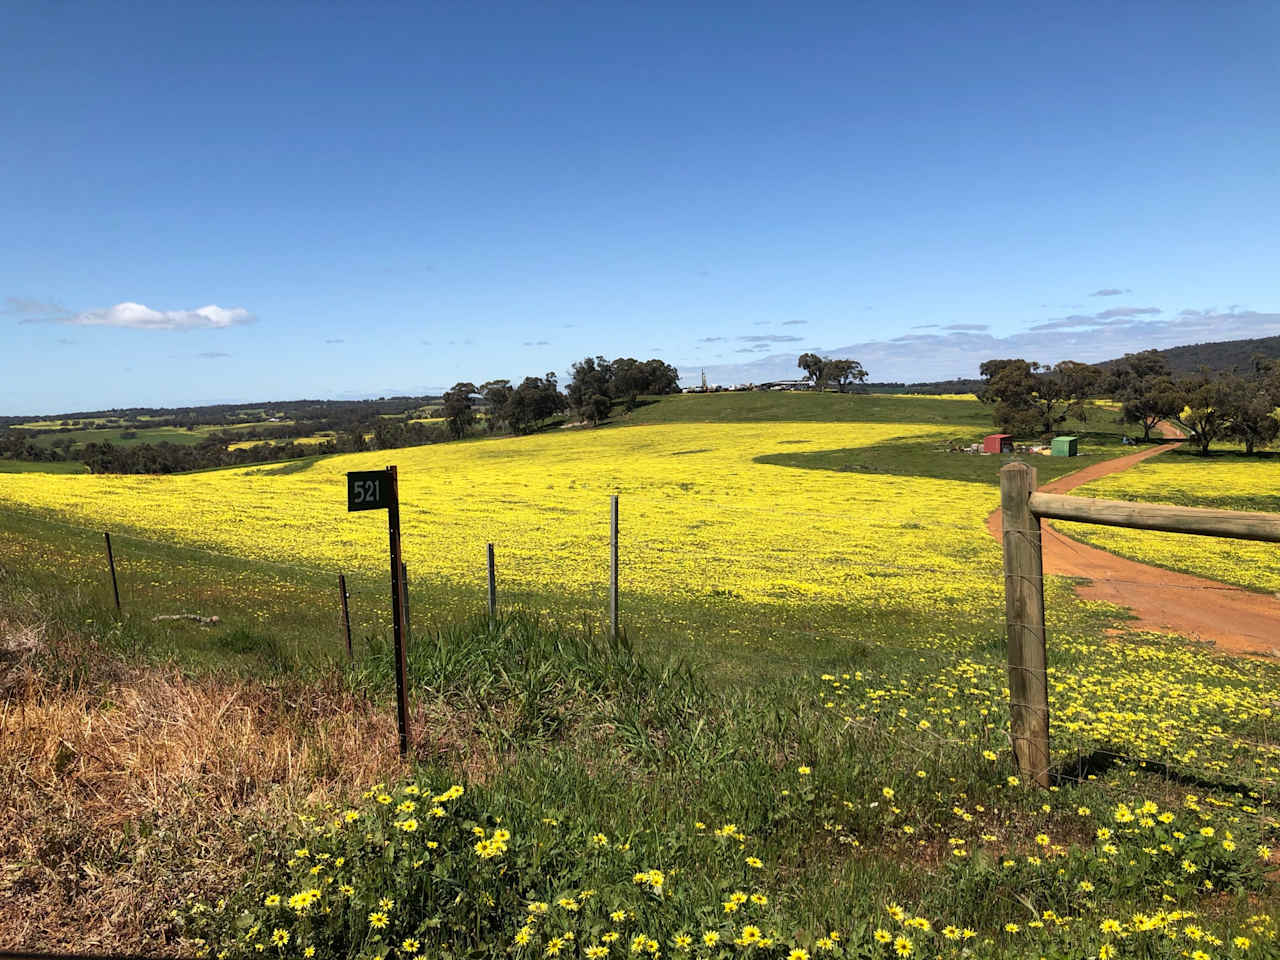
<box><xmin>609</xmin><ymin>494</ymin><xmax>619</xmax><ymax>639</ymax></box>
<box><xmin>339</xmin><ymin>573</ymin><xmax>352</xmax><ymax>659</ymax></box>
<box><xmin>104</xmin><ymin>532</ymin><xmax>121</xmax><ymax>616</ymax></box>
<box><xmin>487</xmin><ymin>543</ymin><xmax>496</xmax><ymax>619</ymax></box>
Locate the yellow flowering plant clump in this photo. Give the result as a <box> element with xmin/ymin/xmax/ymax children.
<box><xmin>1062</xmin><ymin>454</ymin><xmax>1280</xmax><ymax>593</ymax></box>
<box><xmin>180</xmin><ymin>751</ymin><xmax>1280</xmax><ymax>960</ymax></box>
<box><xmin>799</xmin><ymin>634</ymin><xmax>1280</xmax><ymax>956</ymax></box>
<box><xmin>181</xmin><ymin>776</ymin><xmax>835</xmax><ymax>960</ymax></box>
<box><xmin>182</xmin><ymin>778</ymin><xmax>527</xmax><ymax>958</ymax></box>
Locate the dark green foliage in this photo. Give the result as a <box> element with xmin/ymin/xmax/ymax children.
<box><xmin>441</xmin><ymin>382</ymin><xmax>478</xmax><ymax>440</ymax></box>
<box><xmin>1222</xmin><ymin>373</ymin><xmax>1280</xmax><ymax>454</ymax></box>
<box><xmin>1104</xmin><ymin>350</ymin><xmax>1182</xmax><ymax>441</ymax></box>
<box><xmin>978</xmin><ymin>359</ymin><xmax>1101</xmax><ymax>437</ymax></box>
<box><xmin>567</xmin><ymin>356</ymin><xmax>680</xmax><ymax>421</ymax></box>
<box><xmin>1174</xmin><ymin>373</ymin><xmax>1234</xmax><ymax>455</ymax></box>
<box><xmin>797</xmin><ymin>353</ymin><xmax>868</xmax><ymax>392</ymax></box>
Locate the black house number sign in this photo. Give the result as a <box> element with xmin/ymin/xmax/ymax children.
<box><xmin>347</xmin><ymin>470</ymin><xmax>391</xmax><ymax>511</ymax></box>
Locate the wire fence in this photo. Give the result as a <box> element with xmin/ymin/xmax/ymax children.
<box><xmin>4</xmin><ymin>498</ymin><xmax>1278</xmax><ymax>645</ymax></box>
<box><xmin>3</xmin><ymin>487</ymin><xmax>1280</xmax><ymax>800</ymax></box>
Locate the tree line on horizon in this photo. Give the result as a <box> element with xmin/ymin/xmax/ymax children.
<box><xmin>0</xmin><ymin>356</ymin><xmax>681</xmax><ymax>474</ymax></box>
<box><xmin>979</xmin><ymin>350</ymin><xmax>1280</xmax><ymax>455</ymax></box>
<box><xmin>435</xmin><ymin>357</ymin><xmax>680</xmax><ymax>441</ymax></box>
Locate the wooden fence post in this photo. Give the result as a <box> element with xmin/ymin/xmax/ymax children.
<box><xmin>338</xmin><ymin>573</ymin><xmax>352</xmax><ymax>659</ymax></box>
<box><xmin>609</xmin><ymin>494</ymin><xmax>620</xmax><ymax>639</ymax></box>
<box><xmin>487</xmin><ymin>543</ymin><xmax>497</xmax><ymax>620</ymax></box>
<box><xmin>104</xmin><ymin>532</ymin><xmax>121</xmax><ymax>616</ymax></box>
<box><xmin>999</xmin><ymin>462</ymin><xmax>1050</xmax><ymax>787</ymax></box>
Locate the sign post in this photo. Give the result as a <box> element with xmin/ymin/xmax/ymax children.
<box><xmin>348</xmin><ymin>466</ymin><xmax>411</xmax><ymax>757</ymax></box>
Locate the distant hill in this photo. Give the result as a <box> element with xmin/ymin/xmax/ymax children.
<box><xmin>0</xmin><ymin>394</ymin><xmax>443</xmax><ymax>429</ymax></box>
<box><xmin>1097</xmin><ymin>334</ymin><xmax>1280</xmax><ymax>376</ymax></box>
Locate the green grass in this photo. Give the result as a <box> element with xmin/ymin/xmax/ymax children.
<box><xmin>18</xmin><ymin>420</ymin><xmax>300</xmax><ymax>455</ymax></box>
<box><xmin>0</xmin><ymin>457</ymin><xmax>88</xmax><ymax>473</ymax></box>
<box><xmin>624</xmin><ymin>391</ymin><xmax>995</xmax><ymax>427</ymax></box>
<box><xmin>0</xmin><ymin>491</ymin><xmax>986</xmax><ymax>685</ymax></box>
<box><xmin>755</xmin><ymin>435</ymin><xmax>1129</xmax><ymax>486</ymax></box>
<box><xmin>26</xmin><ymin>424</ymin><xmax>212</xmax><ymax>449</ymax></box>
<box><xmin>626</xmin><ymin>391</ymin><xmax>1133</xmax><ymax>439</ymax></box>
<box><xmin>14</xmin><ymin>416</ymin><xmax>117</xmax><ymax>428</ymax></box>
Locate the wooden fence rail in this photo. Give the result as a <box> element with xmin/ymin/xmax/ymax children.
<box><xmin>1000</xmin><ymin>460</ymin><xmax>1280</xmax><ymax>788</ymax></box>
<box><xmin>1029</xmin><ymin>491</ymin><xmax>1280</xmax><ymax>543</ymax></box>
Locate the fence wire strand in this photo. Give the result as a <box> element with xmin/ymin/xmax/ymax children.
<box><xmin>5</xmin><ymin>490</ymin><xmax>1280</xmax><ymax>800</ymax></box>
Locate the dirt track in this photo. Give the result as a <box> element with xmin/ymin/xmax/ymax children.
<box><xmin>986</xmin><ymin>429</ymin><xmax>1280</xmax><ymax>657</ymax></box>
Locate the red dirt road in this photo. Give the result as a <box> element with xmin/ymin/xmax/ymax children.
<box><xmin>985</xmin><ymin>432</ymin><xmax>1280</xmax><ymax>657</ymax></box>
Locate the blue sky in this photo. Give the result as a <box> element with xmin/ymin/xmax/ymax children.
<box><xmin>3</xmin><ymin>1</ymin><xmax>1278</xmax><ymax>413</ymax></box>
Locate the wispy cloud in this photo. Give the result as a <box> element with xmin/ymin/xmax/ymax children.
<box><xmin>324</xmin><ymin>338</ymin><xmax>345</xmax><ymax>344</ymax></box>
<box><xmin>781</xmin><ymin>320</ymin><xmax>807</xmax><ymax>326</ymax></box>
<box><xmin>737</xmin><ymin>334</ymin><xmax>803</xmax><ymax>343</ymax></box>
<box><xmin>197</xmin><ymin>351</ymin><xmax>232</xmax><ymax>360</ymax></box>
<box><xmin>1028</xmin><ymin>315</ymin><xmax>1100</xmax><ymax>332</ymax></box>
<box><xmin>943</xmin><ymin>323</ymin><xmax>989</xmax><ymax>331</ymax></box>
<box><xmin>698</xmin><ymin>336</ymin><xmax>728</xmax><ymax>343</ymax></box>
<box><xmin>1030</xmin><ymin>305</ymin><xmax>1164</xmax><ymax>332</ymax></box>
<box><xmin>687</xmin><ymin>306</ymin><xmax>1280</xmax><ymax>386</ymax></box>
<box><xmin>4</xmin><ymin>296</ymin><xmax>68</xmax><ymax>319</ymax></box>
<box><xmin>21</xmin><ymin>301</ymin><xmax>256</xmax><ymax>330</ymax></box>
<box><xmin>1090</xmin><ymin>288</ymin><xmax>1130</xmax><ymax>297</ymax></box>
<box><xmin>1095</xmin><ymin>306</ymin><xmax>1161</xmax><ymax>320</ymax></box>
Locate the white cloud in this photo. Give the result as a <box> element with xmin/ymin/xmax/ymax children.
<box><xmin>40</xmin><ymin>301</ymin><xmax>256</xmax><ymax>330</ymax></box>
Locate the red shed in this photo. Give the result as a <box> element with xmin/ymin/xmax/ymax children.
<box><xmin>983</xmin><ymin>433</ymin><xmax>1013</xmax><ymax>454</ymax></box>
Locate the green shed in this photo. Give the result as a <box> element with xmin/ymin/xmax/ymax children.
<box><xmin>1051</xmin><ymin>435</ymin><xmax>1078</xmax><ymax>457</ymax></box>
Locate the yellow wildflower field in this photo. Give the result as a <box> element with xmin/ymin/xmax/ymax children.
<box><xmin>228</xmin><ymin>434</ymin><xmax>336</xmax><ymax>451</ymax></box>
<box><xmin>1063</xmin><ymin>455</ymin><xmax>1280</xmax><ymax>593</ymax></box>
<box><xmin>0</xmin><ymin>421</ymin><xmax>1004</xmax><ymax>615</ymax></box>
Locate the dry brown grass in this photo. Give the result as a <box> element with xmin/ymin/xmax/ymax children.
<box><xmin>0</xmin><ymin>610</ymin><xmax>495</xmax><ymax>955</ymax></box>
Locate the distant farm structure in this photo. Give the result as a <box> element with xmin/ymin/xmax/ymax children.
<box><xmin>682</xmin><ymin>378</ymin><xmax>811</xmax><ymax>394</ymax></box>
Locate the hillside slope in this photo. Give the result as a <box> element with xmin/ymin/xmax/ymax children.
<box><xmin>1098</xmin><ymin>333</ymin><xmax>1280</xmax><ymax>374</ymax></box>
